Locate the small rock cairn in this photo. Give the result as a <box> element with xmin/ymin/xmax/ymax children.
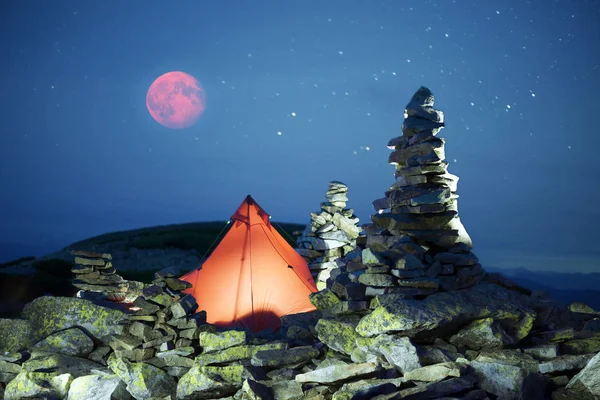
<box><xmin>295</xmin><ymin>181</ymin><xmax>362</xmax><ymax>290</ymax></box>
<box><xmin>71</xmin><ymin>250</ymin><xmax>145</xmax><ymax>302</ymax></box>
<box><xmin>71</xmin><ymin>251</ymin><xmax>126</xmax><ymax>297</ymax></box>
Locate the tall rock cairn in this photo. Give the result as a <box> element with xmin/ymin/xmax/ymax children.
<box><xmin>329</xmin><ymin>87</ymin><xmax>484</xmax><ymax>304</ymax></box>
<box><xmin>295</xmin><ymin>182</ymin><xmax>362</xmax><ymax>290</ymax></box>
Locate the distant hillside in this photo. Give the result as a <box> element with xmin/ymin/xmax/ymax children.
<box><xmin>0</xmin><ymin>220</ymin><xmax>306</xmax><ymax>318</ymax></box>
<box><xmin>1</xmin><ymin>220</ymin><xmax>305</xmax><ymax>271</ymax></box>
<box><xmin>487</xmin><ymin>266</ymin><xmax>600</xmax><ymax>310</ymax></box>
<box><xmin>66</xmin><ymin>220</ymin><xmax>305</xmax><ymax>255</ymax></box>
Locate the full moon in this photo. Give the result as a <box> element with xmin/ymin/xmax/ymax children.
<box><xmin>146</xmin><ymin>71</ymin><xmax>206</xmax><ymax>129</ymax></box>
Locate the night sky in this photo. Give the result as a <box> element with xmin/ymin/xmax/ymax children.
<box><xmin>1</xmin><ymin>1</ymin><xmax>599</xmax><ymax>272</ymax></box>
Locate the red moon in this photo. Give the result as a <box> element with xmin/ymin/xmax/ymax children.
<box><xmin>146</xmin><ymin>71</ymin><xmax>206</xmax><ymax>129</ymax></box>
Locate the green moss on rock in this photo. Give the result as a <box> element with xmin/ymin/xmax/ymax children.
<box><xmin>21</xmin><ymin>296</ymin><xmax>127</xmax><ymax>343</ymax></box>
<box><xmin>22</xmin><ymin>352</ymin><xmax>104</xmax><ymax>377</ymax></box>
<box><xmin>315</xmin><ymin>319</ymin><xmax>360</xmax><ymax>356</ymax></box>
<box><xmin>4</xmin><ymin>371</ymin><xmax>73</xmax><ymax>400</ymax></box>
<box><xmin>107</xmin><ymin>353</ymin><xmax>177</xmax><ymax>399</ymax></box>
<box><xmin>33</xmin><ymin>326</ymin><xmax>94</xmax><ymax>357</ymax></box>
<box><xmin>198</xmin><ymin>330</ymin><xmax>247</xmax><ymax>353</ymax></box>
<box><xmin>356</xmin><ymin>283</ymin><xmax>536</xmax><ymax>339</ymax></box>
<box><xmin>0</xmin><ymin>318</ymin><xmax>32</xmax><ymax>352</ymax></box>
<box><xmin>309</xmin><ymin>289</ymin><xmax>341</xmax><ymax>311</ymax></box>
<box><xmin>177</xmin><ymin>365</ymin><xmax>245</xmax><ymax>399</ymax></box>
<box><xmin>561</xmin><ymin>334</ymin><xmax>600</xmax><ymax>355</ymax></box>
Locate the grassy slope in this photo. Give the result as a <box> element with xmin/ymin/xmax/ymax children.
<box><xmin>65</xmin><ymin>221</ymin><xmax>304</xmax><ymax>256</ymax></box>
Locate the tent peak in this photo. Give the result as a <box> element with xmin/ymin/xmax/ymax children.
<box><xmin>231</xmin><ymin>195</ymin><xmax>270</xmax><ymax>225</ymax></box>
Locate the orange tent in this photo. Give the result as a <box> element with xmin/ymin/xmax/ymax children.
<box><xmin>180</xmin><ymin>195</ymin><xmax>317</xmax><ymax>332</ymax></box>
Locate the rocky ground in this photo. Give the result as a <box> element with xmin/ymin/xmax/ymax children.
<box><xmin>0</xmin><ymin>263</ymin><xmax>599</xmax><ymax>399</ymax></box>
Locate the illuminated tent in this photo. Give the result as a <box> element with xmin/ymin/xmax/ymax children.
<box><xmin>180</xmin><ymin>195</ymin><xmax>317</xmax><ymax>332</ymax></box>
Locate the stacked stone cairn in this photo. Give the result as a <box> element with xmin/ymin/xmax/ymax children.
<box><xmin>1</xmin><ymin>89</ymin><xmax>600</xmax><ymax>399</ymax></box>
<box><xmin>323</xmin><ymin>86</ymin><xmax>484</xmax><ymax>311</ymax></box>
<box><xmin>295</xmin><ymin>181</ymin><xmax>362</xmax><ymax>290</ymax></box>
<box><xmin>71</xmin><ymin>250</ymin><xmax>146</xmax><ymax>302</ymax></box>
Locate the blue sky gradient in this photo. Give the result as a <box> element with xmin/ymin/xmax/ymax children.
<box><xmin>1</xmin><ymin>0</ymin><xmax>598</xmax><ymax>272</ymax></box>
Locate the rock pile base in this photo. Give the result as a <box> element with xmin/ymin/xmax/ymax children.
<box><xmin>1</xmin><ymin>277</ymin><xmax>599</xmax><ymax>399</ymax></box>
<box><xmin>295</xmin><ymin>181</ymin><xmax>362</xmax><ymax>290</ymax></box>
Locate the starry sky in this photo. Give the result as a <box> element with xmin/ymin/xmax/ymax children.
<box><xmin>1</xmin><ymin>0</ymin><xmax>599</xmax><ymax>272</ymax></box>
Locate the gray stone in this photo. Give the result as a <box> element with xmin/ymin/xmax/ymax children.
<box><xmin>157</xmin><ymin>346</ymin><xmax>195</xmax><ymax>357</ymax></box>
<box><xmin>319</xmin><ymin>230</ymin><xmax>352</xmax><ymax>243</ymax></box>
<box><xmin>0</xmin><ymin>352</ymin><xmax>23</xmax><ymax>363</ymax></box>
<box><xmin>362</xmin><ymin>248</ymin><xmax>388</xmax><ymax>267</ymax></box>
<box><xmin>0</xmin><ymin>360</ymin><xmax>21</xmax><ymax>374</ymax></box>
<box><xmin>396</xmin><ymin>278</ymin><xmax>439</xmax><ymax>289</ymax></box>
<box><xmin>109</xmin><ymin>334</ymin><xmax>143</xmax><ymax>351</ymax></box>
<box><xmin>402</xmin><ymin>362</ymin><xmax>466</xmax><ymax>382</ymax></box>
<box><xmin>165</xmin><ymin>366</ymin><xmax>189</xmax><ymax>378</ymax></box>
<box><xmin>333</xmin><ymin>379</ymin><xmax>400</xmax><ymax>399</ymax></box>
<box><xmin>327</xmin><ymin>193</ymin><xmax>349</xmax><ymax>203</ymax></box>
<box><xmin>391</xmin><ymin>268</ymin><xmax>426</xmax><ymax>280</ymax></box>
<box><xmin>316</xmin><ymin>222</ymin><xmax>336</xmax><ymax>234</ymax></box>
<box><xmin>131</xmin><ymin>297</ymin><xmax>161</xmax><ymax>316</ymax></box>
<box><xmin>22</xmin><ymin>352</ymin><xmax>105</xmax><ymax>378</ymax></box>
<box><xmin>356</xmin><ymin>284</ymin><xmax>535</xmax><ymax>339</ymax></box>
<box><xmin>21</xmin><ymin>296</ymin><xmax>126</xmax><ymax>344</ymax></box>
<box><xmin>583</xmin><ymin>319</ymin><xmax>600</xmax><ymax>332</ymax></box>
<box><xmin>392</xmin><ymin>200</ymin><xmax>458</xmax><ymax>215</ymax></box>
<box><xmin>315</xmin><ymin>319</ymin><xmax>359</xmax><ymax>356</ymax></box>
<box><xmin>251</xmin><ymin>346</ymin><xmax>319</xmax><ymax>367</ymax></box>
<box><xmin>32</xmin><ymin>327</ymin><xmax>94</xmax><ymax>357</ymax></box>
<box><xmin>394</xmin><ymin>254</ymin><xmax>424</xmax><ymax>270</ymax></box>
<box><xmin>449</xmin><ymin>318</ymin><xmax>517</xmax><ymax>350</ymax></box>
<box><xmin>373</xmin><ymin>211</ymin><xmax>457</xmax><ymax>232</ymax></box>
<box><xmin>388</xmin><ymin>138</ymin><xmax>445</xmax><ymax>166</ymax></box>
<box><xmin>396</xmin><ymin>162</ymin><xmax>448</xmax><ymax>176</ymax></box>
<box><xmin>295</xmin><ymin>362</ymin><xmax>380</xmax><ymax>384</ymax></box>
<box><xmin>370</xmin><ymin>334</ymin><xmax>422</xmax><ymax>374</ymax></box>
<box><xmin>391</xmin><ymin>376</ymin><xmax>476</xmax><ymax>399</ymax></box>
<box><xmin>177</xmin><ymin>365</ymin><xmax>245</xmax><ymax>399</ymax></box>
<box><xmin>569</xmin><ymin>303</ymin><xmax>597</xmax><ymax>314</ymax></box>
<box><xmin>470</xmin><ymin>350</ymin><xmax>548</xmax><ymax>400</ymax></box>
<box><xmin>240</xmin><ymin>379</ymin><xmax>274</xmax><ymax>400</ymax></box>
<box><xmin>67</xmin><ymin>373</ymin><xmax>131</xmax><ymax>400</ymax></box>
<box><xmin>0</xmin><ymin>318</ymin><xmax>32</xmax><ymax>352</ymax></box>
<box><xmin>88</xmin><ymin>346</ymin><xmax>111</xmax><ymax>364</ymax></box>
<box><xmin>332</xmin><ymin>213</ymin><xmax>361</xmax><ymax>239</ymax></box>
<box><xmin>523</xmin><ymin>344</ymin><xmax>559</xmax><ymax>360</ymax></box>
<box><xmin>303</xmin><ymin>235</ymin><xmax>346</xmax><ymax>250</ymax></box>
<box><xmin>107</xmin><ymin>354</ymin><xmax>176</xmax><ymax>399</ymax></box>
<box><xmin>358</xmin><ymin>273</ymin><xmax>396</xmax><ymax>287</ymax></box>
<box><xmin>198</xmin><ymin>330</ymin><xmax>247</xmax><ymax>353</ymax></box>
<box><xmin>4</xmin><ymin>371</ymin><xmax>73</xmax><ymax>400</ymax></box>
<box><xmin>373</xmin><ymin>197</ymin><xmax>391</xmax><ymax>212</ymax></box>
<box><xmin>565</xmin><ymin>351</ymin><xmax>600</xmax><ymax>396</ymax></box>
<box><xmin>561</xmin><ymin>334</ymin><xmax>600</xmax><ymax>355</ymax></box>
<box><xmin>538</xmin><ymin>354</ymin><xmax>595</xmax><ymax>374</ymax></box>
<box><xmin>434</xmin><ymin>251</ymin><xmax>479</xmax><ymax>266</ymax></box>
<box><xmin>405</xmin><ymin>86</ymin><xmax>437</xmax><ymax>112</ymax></box>
<box><xmin>170</xmin><ymin>294</ymin><xmax>197</xmax><ymax>319</ymax></box>
<box><xmin>309</xmin><ymin>289</ymin><xmax>341</xmax><ymax>312</ymax></box>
